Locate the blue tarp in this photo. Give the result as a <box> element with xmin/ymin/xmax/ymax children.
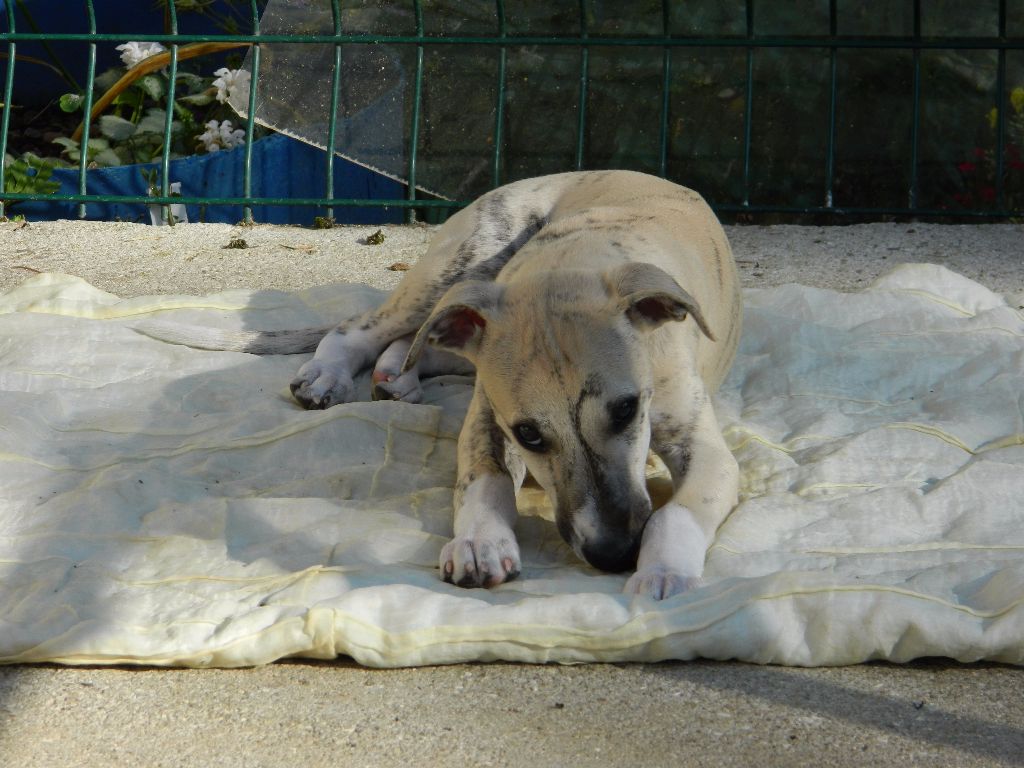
<box><xmin>14</xmin><ymin>133</ymin><xmax>404</xmax><ymax>225</ymax></box>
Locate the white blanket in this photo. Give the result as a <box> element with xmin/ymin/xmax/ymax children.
<box><xmin>0</xmin><ymin>265</ymin><xmax>1021</xmax><ymax>668</ymax></box>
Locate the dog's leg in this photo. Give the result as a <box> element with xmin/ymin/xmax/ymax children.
<box><xmin>290</xmin><ymin>318</ymin><xmax>400</xmax><ymax>408</ymax></box>
<box><xmin>290</xmin><ymin>257</ymin><xmax>461</xmax><ymax>409</ymax></box>
<box><xmin>627</xmin><ymin>393</ymin><xmax>738</xmax><ymax>599</ymax></box>
<box><xmin>440</xmin><ymin>384</ymin><xmax>524</xmax><ymax>587</ymax></box>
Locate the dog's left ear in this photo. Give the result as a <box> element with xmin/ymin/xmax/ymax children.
<box><xmin>608</xmin><ymin>262</ymin><xmax>716</xmax><ymax>340</ymax></box>
<box><xmin>403</xmin><ymin>280</ymin><xmax>503</xmax><ymax>371</ymax></box>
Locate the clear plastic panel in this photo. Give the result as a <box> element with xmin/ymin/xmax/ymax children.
<box><xmin>232</xmin><ymin>0</ymin><xmax>506</xmax><ymax>200</ymax></box>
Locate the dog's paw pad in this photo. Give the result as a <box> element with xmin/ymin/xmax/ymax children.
<box><xmin>624</xmin><ymin>566</ymin><xmax>702</xmax><ymax>600</ymax></box>
<box><xmin>440</xmin><ymin>535</ymin><xmax>521</xmax><ymax>589</ymax></box>
<box><xmin>290</xmin><ymin>360</ymin><xmax>355</xmax><ymax>409</ymax></box>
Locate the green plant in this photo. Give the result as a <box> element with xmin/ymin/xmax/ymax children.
<box><xmin>952</xmin><ymin>85</ymin><xmax>1024</xmax><ymax>211</ymax></box>
<box><xmin>56</xmin><ymin>42</ymin><xmax>254</xmax><ymax>168</ymax></box>
<box><xmin>2</xmin><ymin>153</ymin><xmax>62</xmax><ymax>208</ymax></box>
<box><xmin>53</xmin><ymin>109</ymin><xmax>185</xmax><ymax>167</ymax></box>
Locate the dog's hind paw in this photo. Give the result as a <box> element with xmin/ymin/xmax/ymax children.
<box><xmin>440</xmin><ymin>535</ymin><xmax>521</xmax><ymax>589</ymax></box>
<box><xmin>624</xmin><ymin>566</ymin><xmax>702</xmax><ymax>600</ymax></box>
<box><xmin>290</xmin><ymin>360</ymin><xmax>355</xmax><ymax>409</ymax></box>
<box><xmin>371</xmin><ymin>369</ymin><xmax>423</xmax><ymax>403</ymax></box>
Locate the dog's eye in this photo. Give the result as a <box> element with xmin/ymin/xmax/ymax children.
<box><xmin>513</xmin><ymin>422</ymin><xmax>546</xmax><ymax>452</ymax></box>
<box><xmin>609</xmin><ymin>396</ymin><xmax>639</xmax><ymax>431</ymax></box>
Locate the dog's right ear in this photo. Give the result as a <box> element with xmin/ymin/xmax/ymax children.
<box><xmin>608</xmin><ymin>262</ymin><xmax>715</xmax><ymax>341</ymax></box>
<box><xmin>403</xmin><ymin>281</ymin><xmax>503</xmax><ymax>371</ymax></box>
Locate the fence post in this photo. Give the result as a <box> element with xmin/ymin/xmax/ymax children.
<box><xmin>491</xmin><ymin>0</ymin><xmax>507</xmax><ymax>189</ymax></box>
<box><xmin>77</xmin><ymin>0</ymin><xmax>98</xmax><ymax>219</ymax></box>
<box><xmin>406</xmin><ymin>0</ymin><xmax>425</xmax><ymax>223</ymax></box>
<box><xmin>0</xmin><ymin>1</ymin><xmax>16</xmax><ymax>219</ymax></box>
<box><xmin>157</xmin><ymin>0</ymin><xmax>180</xmax><ymax>224</ymax></box>
<box><xmin>658</xmin><ymin>0</ymin><xmax>671</xmax><ymax>178</ymax></box>
<box><xmin>741</xmin><ymin>0</ymin><xmax>755</xmax><ymax>209</ymax></box>
<box><xmin>325</xmin><ymin>0</ymin><xmax>344</xmax><ymax>224</ymax></box>
<box><xmin>242</xmin><ymin>0</ymin><xmax>262</xmax><ymax>224</ymax></box>
<box><xmin>574</xmin><ymin>0</ymin><xmax>589</xmax><ymax>170</ymax></box>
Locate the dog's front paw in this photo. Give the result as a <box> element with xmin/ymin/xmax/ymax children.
<box><xmin>290</xmin><ymin>359</ymin><xmax>355</xmax><ymax>409</ymax></box>
<box><xmin>440</xmin><ymin>534</ymin><xmax>521</xmax><ymax>588</ymax></box>
<box><xmin>624</xmin><ymin>565</ymin><xmax>702</xmax><ymax>600</ymax></box>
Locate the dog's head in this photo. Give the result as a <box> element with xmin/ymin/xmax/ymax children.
<box><xmin>405</xmin><ymin>262</ymin><xmax>713</xmax><ymax>573</ymax></box>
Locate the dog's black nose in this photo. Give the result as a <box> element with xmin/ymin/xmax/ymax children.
<box><xmin>581</xmin><ymin>537</ymin><xmax>641</xmax><ymax>574</ymax></box>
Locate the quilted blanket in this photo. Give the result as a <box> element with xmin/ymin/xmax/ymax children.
<box><xmin>0</xmin><ymin>264</ymin><xmax>1020</xmax><ymax>667</ymax></box>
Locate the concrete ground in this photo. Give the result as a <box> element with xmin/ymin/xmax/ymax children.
<box><xmin>0</xmin><ymin>219</ymin><xmax>1022</xmax><ymax>767</ymax></box>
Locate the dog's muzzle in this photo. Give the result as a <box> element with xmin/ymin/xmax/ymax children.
<box><xmin>579</xmin><ymin>535</ymin><xmax>642</xmax><ymax>573</ymax></box>
<box><xmin>558</xmin><ymin>497</ymin><xmax>651</xmax><ymax>573</ymax></box>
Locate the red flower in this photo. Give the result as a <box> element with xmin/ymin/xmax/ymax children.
<box><xmin>957</xmin><ymin>162</ymin><xmax>977</xmax><ymax>174</ymax></box>
<box><xmin>980</xmin><ymin>186</ymin><xmax>996</xmax><ymax>202</ymax></box>
<box><xmin>973</xmin><ymin>147</ymin><xmax>987</xmax><ymax>159</ymax></box>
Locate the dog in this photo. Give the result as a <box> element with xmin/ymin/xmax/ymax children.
<box><xmin>140</xmin><ymin>170</ymin><xmax>742</xmax><ymax>600</ymax></box>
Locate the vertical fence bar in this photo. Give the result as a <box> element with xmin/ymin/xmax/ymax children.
<box><xmin>325</xmin><ymin>0</ymin><xmax>344</xmax><ymax>222</ymax></box>
<box><xmin>741</xmin><ymin>0</ymin><xmax>755</xmax><ymax>207</ymax></box>
<box><xmin>241</xmin><ymin>0</ymin><xmax>262</xmax><ymax>224</ymax></box>
<box><xmin>574</xmin><ymin>0</ymin><xmax>589</xmax><ymax>170</ymax></box>
<box><xmin>491</xmin><ymin>0</ymin><xmax>507</xmax><ymax>188</ymax></box>
<box><xmin>0</xmin><ymin>1</ymin><xmax>17</xmax><ymax>219</ymax></box>
<box><xmin>824</xmin><ymin>0</ymin><xmax>838</xmax><ymax>208</ymax></box>
<box><xmin>77</xmin><ymin>0</ymin><xmax>97</xmax><ymax>219</ymax></box>
<box><xmin>406</xmin><ymin>0</ymin><xmax>425</xmax><ymax>223</ymax></box>
<box><xmin>657</xmin><ymin>0</ymin><xmax>671</xmax><ymax>177</ymax></box>
<box><xmin>158</xmin><ymin>1</ymin><xmax>180</xmax><ymax>224</ymax></box>
<box><xmin>908</xmin><ymin>0</ymin><xmax>922</xmax><ymax>209</ymax></box>
<box><xmin>994</xmin><ymin>0</ymin><xmax>1007</xmax><ymax>211</ymax></box>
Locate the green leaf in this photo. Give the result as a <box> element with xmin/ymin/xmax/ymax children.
<box><xmin>176</xmin><ymin>72</ymin><xmax>208</xmax><ymax>94</ymax></box>
<box><xmin>59</xmin><ymin>93</ymin><xmax>84</xmax><ymax>113</ymax></box>
<box><xmin>172</xmin><ymin>101</ymin><xmax>195</xmax><ymax>124</ymax></box>
<box><xmin>52</xmin><ymin>137</ymin><xmax>83</xmax><ymax>163</ymax></box>
<box><xmin>137</xmin><ymin>109</ymin><xmax>181</xmax><ymax>136</ymax></box>
<box><xmin>99</xmin><ymin>114</ymin><xmax>138</xmax><ymax>141</ymax></box>
<box><xmin>136</xmin><ymin>74</ymin><xmax>167</xmax><ymax>102</ymax></box>
<box><xmin>93</xmin><ymin>148</ymin><xmax>124</xmax><ymax>167</ymax></box>
<box><xmin>136</xmin><ymin>109</ymin><xmax>167</xmax><ymax>134</ymax></box>
<box><xmin>177</xmin><ymin>91</ymin><xmax>215</xmax><ymax>107</ymax></box>
<box><xmin>3</xmin><ymin>155</ymin><xmax>61</xmax><ymax>196</ymax></box>
<box><xmin>94</xmin><ymin>68</ymin><xmax>122</xmax><ymax>92</ymax></box>
<box><xmin>113</xmin><ymin>89</ymin><xmax>144</xmax><ymax>111</ymax></box>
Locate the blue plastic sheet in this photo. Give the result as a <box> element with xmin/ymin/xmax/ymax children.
<box><xmin>15</xmin><ymin>133</ymin><xmax>403</xmax><ymax>225</ymax></box>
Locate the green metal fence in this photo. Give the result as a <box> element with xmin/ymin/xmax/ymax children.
<box><xmin>2</xmin><ymin>0</ymin><xmax>1024</xmax><ymax>222</ymax></box>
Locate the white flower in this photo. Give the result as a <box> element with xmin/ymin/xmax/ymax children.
<box><xmin>116</xmin><ymin>41</ymin><xmax>166</xmax><ymax>70</ymax></box>
<box><xmin>212</xmin><ymin>67</ymin><xmax>251</xmax><ymax>105</ymax></box>
<box><xmin>198</xmin><ymin>120</ymin><xmax>246</xmax><ymax>152</ymax></box>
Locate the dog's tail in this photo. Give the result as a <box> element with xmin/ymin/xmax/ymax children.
<box><xmin>133</xmin><ymin>321</ymin><xmax>331</xmax><ymax>355</ymax></box>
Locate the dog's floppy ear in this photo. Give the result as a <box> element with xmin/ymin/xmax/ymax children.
<box><xmin>403</xmin><ymin>280</ymin><xmax>503</xmax><ymax>370</ymax></box>
<box><xmin>608</xmin><ymin>262</ymin><xmax>715</xmax><ymax>341</ymax></box>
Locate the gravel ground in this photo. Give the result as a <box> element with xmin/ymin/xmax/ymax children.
<box><xmin>0</xmin><ymin>218</ymin><xmax>1022</xmax><ymax>768</ymax></box>
<box><xmin>2</xmin><ymin>220</ymin><xmax>1022</xmax><ymax>299</ymax></box>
